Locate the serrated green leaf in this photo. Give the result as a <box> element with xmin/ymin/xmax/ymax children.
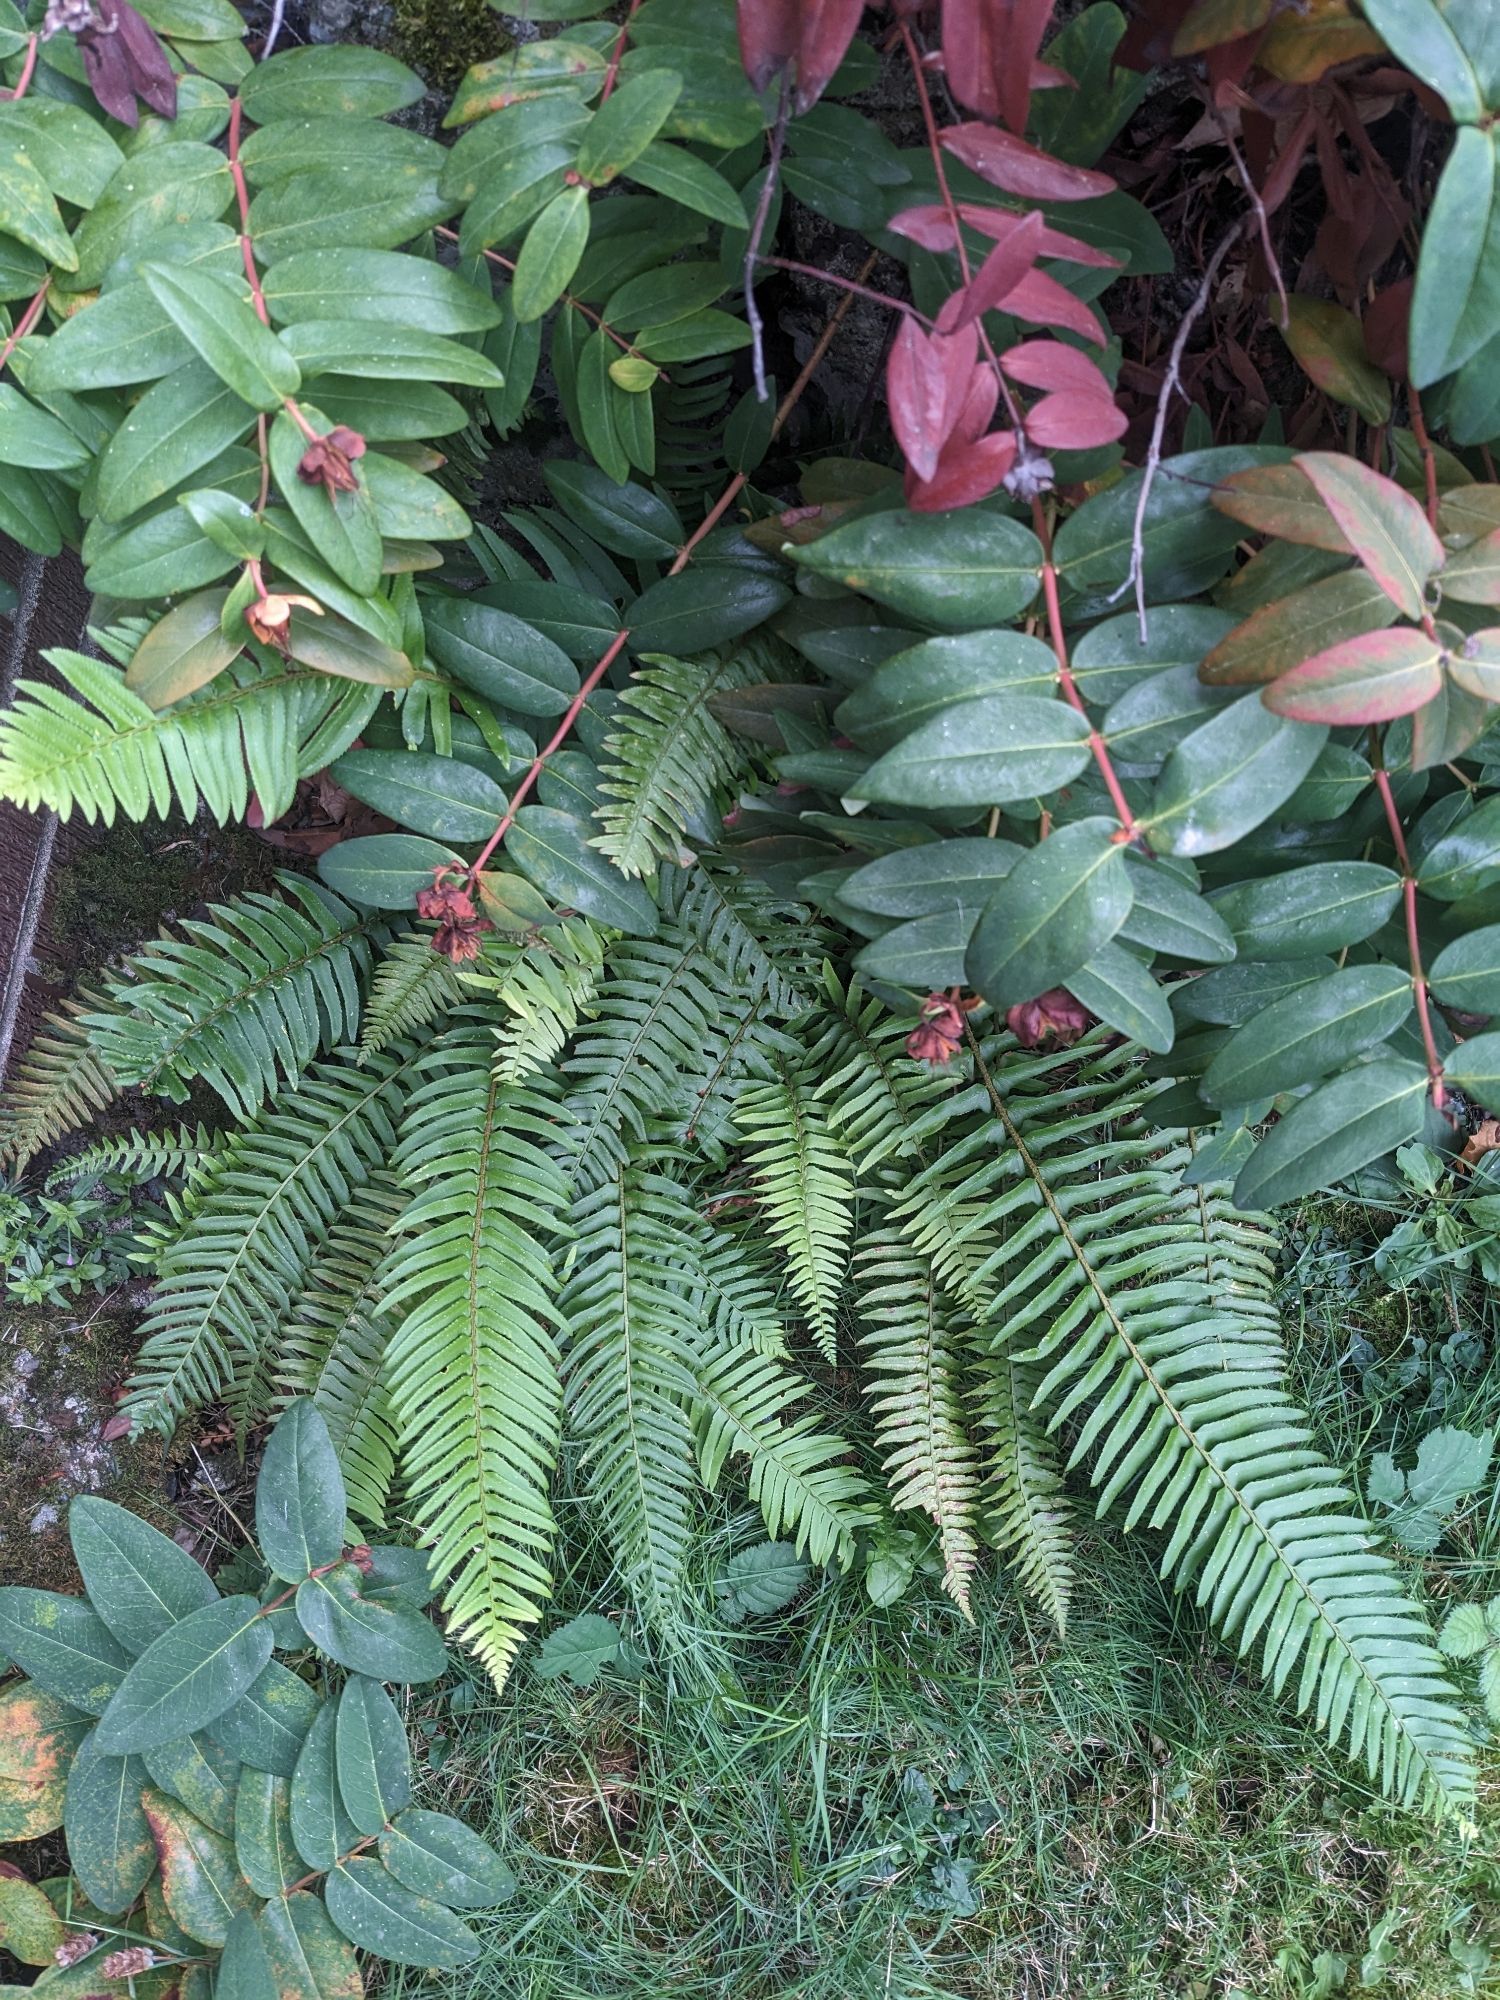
<box><xmin>1437</xmin><ymin>1601</ymin><xmax>1489</xmax><ymax>1659</ymax></box>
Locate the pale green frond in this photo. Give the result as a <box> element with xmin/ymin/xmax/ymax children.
<box><xmin>486</xmin><ymin>917</ymin><xmax>605</xmax><ymax>1086</ymax></box>
<box><xmin>45</xmin><ymin>1123</ymin><xmax>223</xmax><ymax>1192</ymax></box>
<box><xmin>0</xmin><ymin>988</ymin><xmax>119</xmax><ymax>1172</ymax></box>
<box><xmin>733</xmin><ymin>1061</ymin><xmax>855</xmax><ymax>1364</ymax></box>
<box><xmin>809</xmin><ymin>974</ymin><xmax>958</xmax><ymax>1173</ymax></box>
<box><xmin>86</xmin><ymin>876</ymin><xmax>384</xmax><ymax>1118</ymax></box>
<box><xmin>0</xmin><ymin>650</ymin><xmax>376</xmax><ymax>826</ymax></box>
<box><xmin>973</xmin><ymin>1350</ymin><xmax>1074</xmax><ymax>1636</ymax></box>
<box><xmin>122</xmin><ymin>1046</ymin><xmax>413</xmax><ymax>1435</ymax></box>
<box><xmin>854</xmin><ymin>1223</ymin><xmax>982</xmax><ymax>1616</ymax></box>
<box><xmin>359</xmin><ymin>927</ymin><xmax>467</xmax><ymax>1061</ymax></box>
<box><xmin>592</xmin><ymin>651</ymin><xmax>757</xmax><ymax>878</ymax></box>
<box><xmin>382</xmin><ymin>1022</ymin><xmax>572</xmax><ymax>1687</ymax></box>
<box><xmin>562</xmin><ymin>1160</ymin><xmax>701</xmax><ymax>1626</ymax></box>
<box><xmin>279</xmin><ymin>1171</ymin><xmax>407</xmax><ymax>1528</ymax></box>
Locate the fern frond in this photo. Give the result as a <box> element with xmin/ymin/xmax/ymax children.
<box><xmin>86</xmin><ymin>877</ymin><xmax>383</xmax><ymax>1117</ymax></box>
<box><xmin>809</xmin><ymin>976</ymin><xmax>958</xmax><ymax>1173</ymax></box>
<box><xmin>562</xmin><ymin>1159</ymin><xmax>700</xmax><ymax>1626</ymax></box>
<box><xmin>972</xmin><ymin>1350</ymin><xmax>1074</xmax><ymax>1635</ymax></box>
<box><xmin>279</xmin><ymin>1171</ymin><xmax>406</xmax><ymax>1527</ymax></box>
<box><xmin>854</xmin><ymin>1224</ymin><xmax>981</xmax><ymax>1615</ymax></box>
<box><xmin>733</xmin><ymin>1062</ymin><xmax>854</xmax><ymax>1364</ymax></box>
<box><xmin>486</xmin><ymin>917</ymin><xmax>604</xmax><ymax>1086</ymax></box>
<box><xmin>382</xmin><ymin>1023</ymin><xmax>572</xmax><ymax>1686</ymax></box>
<box><xmin>896</xmin><ymin>1033</ymin><xmax>1474</xmax><ymax>1811</ymax></box>
<box><xmin>0</xmin><ymin>650</ymin><xmax>373</xmax><ymax>826</ymax></box>
<box><xmin>46</xmin><ymin>1123</ymin><xmax>223</xmax><ymax>1191</ymax></box>
<box><xmin>593</xmin><ymin>652</ymin><xmax>757</xmax><ymax>878</ymax></box>
<box><xmin>682</xmin><ymin>868</ymin><xmax>823</xmax><ymax>1017</ymax></box>
<box><xmin>0</xmin><ymin>989</ymin><xmax>119</xmax><ymax>1171</ymax></box>
<box><xmin>359</xmin><ymin>928</ymin><xmax>467</xmax><ymax>1061</ymax></box>
<box><xmin>122</xmin><ymin>1047</ymin><xmax>412</xmax><ymax>1434</ymax></box>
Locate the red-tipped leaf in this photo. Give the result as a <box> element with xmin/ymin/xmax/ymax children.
<box><xmin>1296</xmin><ymin>451</ymin><xmax>1446</xmax><ymax>620</ymax></box>
<box><xmin>886</xmin><ymin>319</ymin><xmax>979</xmax><ymax>483</ymax></box>
<box><xmin>941</xmin><ymin>123</ymin><xmax>1114</xmax><ymax>201</ymax></box>
<box><xmin>1262</xmin><ymin>627</ymin><xmax>1444</xmax><ymax>724</ymax></box>
<box><xmin>906</xmin><ymin>430</ymin><xmax>1018</xmax><ymax>512</ymax></box>
<box><xmin>1211</xmin><ymin>462</ymin><xmax>1353</xmax><ymax>553</ymax></box>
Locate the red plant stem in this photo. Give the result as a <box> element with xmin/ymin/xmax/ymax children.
<box><xmin>282</xmin><ymin>1833</ymin><xmax>378</xmax><ymax>1899</ymax></box>
<box><xmin>0</xmin><ymin>279</ymin><xmax>51</xmax><ymax>380</ymax></box>
<box><xmin>897</xmin><ymin>19</ymin><xmax>1028</xmax><ymax>437</ymax></box>
<box><xmin>1</xmin><ymin>34</ymin><xmax>38</xmax><ymax>102</ymax></box>
<box><xmin>1373</xmin><ymin>764</ymin><xmax>1445</xmax><ymax>1105</ymax></box>
<box><xmin>1031</xmin><ymin>498</ymin><xmax>1139</xmax><ymax>839</ymax></box>
<box><xmin>598</xmin><ymin>0</ymin><xmax>642</xmax><ymax>102</ymax></box>
<box><xmin>437</xmin><ymin>228</ymin><xmax>660</xmax><ymax>368</ymax></box>
<box><xmin>465</xmin><ymin>258</ymin><xmax>877</xmax><ymax>887</ymax></box>
<box><xmin>1407</xmin><ymin>382</ymin><xmax>1441</xmax><ymax>531</ymax></box>
<box><xmin>229</xmin><ymin>97</ymin><xmax>316</xmax><ymax>449</ymax></box>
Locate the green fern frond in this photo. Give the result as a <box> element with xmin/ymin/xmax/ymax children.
<box><xmin>45</xmin><ymin>1123</ymin><xmax>223</xmax><ymax>1191</ymax></box>
<box><xmin>486</xmin><ymin>917</ymin><xmax>604</xmax><ymax>1086</ymax></box>
<box><xmin>0</xmin><ymin>989</ymin><xmax>119</xmax><ymax>1171</ymax></box>
<box><xmin>86</xmin><ymin>877</ymin><xmax>383</xmax><ymax>1117</ymax></box>
<box><xmin>896</xmin><ymin>1033</ymin><xmax>1474</xmax><ymax>1812</ymax></box>
<box><xmin>593</xmin><ymin>651</ymin><xmax>757</xmax><ymax>878</ymax></box>
<box><xmin>0</xmin><ymin>650</ymin><xmax>374</xmax><ymax>826</ymax></box>
<box><xmin>562</xmin><ymin>1159</ymin><xmax>701</xmax><ymax>1626</ymax></box>
<box><xmin>972</xmin><ymin>1350</ymin><xmax>1074</xmax><ymax>1635</ymax></box>
<box><xmin>122</xmin><ymin>1047</ymin><xmax>412</xmax><ymax>1434</ymax></box>
<box><xmin>733</xmin><ymin>1062</ymin><xmax>854</xmax><ymax>1364</ymax></box>
<box><xmin>809</xmin><ymin>975</ymin><xmax>958</xmax><ymax>1173</ymax></box>
<box><xmin>854</xmin><ymin>1224</ymin><xmax>981</xmax><ymax>1616</ymax></box>
<box><xmin>682</xmin><ymin>868</ymin><xmax>823</xmax><ymax>1017</ymax></box>
<box><xmin>382</xmin><ymin>1023</ymin><xmax>572</xmax><ymax>1687</ymax></box>
<box><xmin>359</xmin><ymin>928</ymin><xmax>467</xmax><ymax>1061</ymax></box>
<box><xmin>279</xmin><ymin>1171</ymin><xmax>407</xmax><ymax>1527</ymax></box>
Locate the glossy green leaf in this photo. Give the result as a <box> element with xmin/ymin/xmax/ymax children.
<box><xmin>1203</xmin><ymin>966</ymin><xmax>1414</xmax><ymax>1107</ymax></box>
<box><xmin>512</xmin><ymin>184</ymin><xmax>591</xmax><ymax>323</ymax></box>
<box><xmin>544</xmin><ymin>462</ymin><xmax>682</xmax><ymax>558</ymax></box>
<box><xmin>141</xmin><ymin>1731</ymin><xmax>240</xmax><ymax>1837</ymax></box>
<box><xmin>235</xmin><ymin>1770</ymin><xmax>299</xmax><ymax>1899</ymax></box>
<box><xmin>29</xmin><ymin>283</ymin><xmax>192</xmax><ymax>394</ymax></box>
<box><xmin>0</xmin><ymin>98</ymin><xmax>123</xmax><ymax>209</ymax></box>
<box><xmin>94</xmin><ymin>358</ymin><xmax>254</xmax><ymax>524</ymax></box>
<box><xmin>64</xmin><ymin>1733</ymin><xmax>154</xmax><ymax>1913</ymax></box>
<box><xmin>1210</xmin><ymin>862</ymin><xmax>1402</xmax><ymax>960</ymax></box>
<box><xmin>790</xmin><ymin>507</ymin><xmax>1043</xmax><ymax>629</ymax></box>
<box><xmin>0</xmin><ymin>1590</ymin><xmax>131</xmax><ymax>1713</ymax></box>
<box><xmin>1443</xmin><ymin>1030</ymin><xmax>1500</xmax><ymax>1112</ymax></box>
<box><xmin>334</xmin><ymin>1677</ymin><xmax>411</xmax><ymax>1836</ymax></box>
<box><xmin>142</xmin><ymin>1787</ymin><xmax>256</xmax><ymax>1946</ymax></box>
<box><xmin>289</xmin><ymin>1696</ymin><xmax>360</xmax><ymax>1872</ymax></box>
<box><xmin>854</xmin><ymin>909</ymin><xmax>976</xmax><ymax>989</ymax></box>
<box><xmin>94</xmin><ymin>1598</ymin><xmax>275</xmax><ymax>1754</ymax></box>
<box><xmin>1069</xmin><ymin>603</ymin><xmax>1237</xmax><ymax>705</ymax></box>
<box><xmin>1118</xmin><ymin>858</ymin><xmax>1236</xmax><ymax>963</ymax></box>
<box><xmin>259</xmin><ymin>1891</ymin><xmax>363</xmax><ymax>2000</ymax></box>
<box><xmin>124</xmin><ymin>590</ymin><xmax>242</xmax><ymax>711</ymax></box>
<box><xmin>209</xmin><ymin>1663</ymin><xmax>322</xmax><ymax>1781</ymax></box>
<box><xmin>1416</xmin><ymin>796</ymin><xmax>1500</xmax><ymax>901</ymax></box>
<box><xmin>626</xmin><ymin>568</ymin><xmax>790</xmax><ymax>653</ymax></box>
<box><xmin>262</xmin><ymin>248</ymin><xmax>500</xmax><ymax>333</ymax></box>
<box><xmin>1360</xmin><ymin>0</ymin><xmax>1490</xmax><ymax>121</ymax></box>
<box><xmin>256</xmin><ymin>1399</ymin><xmax>349</xmax><ymax>1585</ymax></box>
<box><xmin>835</xmin><ymin>630</ymin><xmax>1058</xmax><ymax>754</ymax></box>
<box><xmin>280</xmin><ymin>319</ymin><xmax>502</xmax><ymax>389</ymax></box>
<box><xmin>268</xmin><ymin>408</ymin><xmax>382</xmax><ymax>598</ymax></box>
<box><xmin>1430</xmin><ymin>923</ymin><xmax>1500</xmax><ymax>1012</ymax></box>
<box><xmin>318</xmin><ymin>833</ymin><xmax>464</xmax><ymax>912</ymax></box>
<box><xmin>1067</xmin><ymin>942</ymin><xmax>1174</xmax><ymax>1053</ymax></box>
<box><xmin>577</xmin><ymin>68</ymin><xmax>682</xmax><ymax>184</ymax></box>
<box><xmin>179</xmin><ymin>487</ymin><xmax>265</xmax><ymax>561</ymax></box>
<box><xmin>0</xmin><ymin>133</ymin><xmax>77</xmax><ymax>269</ymax></box>
<box><xmin>324</xmin><ymin>1858</ymin><xmax>478</xmax><ymax>1969</ymax></box>
<box><xmin>248</xmin><ymin>164</ymin><xmax>454</xmax><ymax>265</ymax></box>
<box><xmin>68</xmin><ymin>1496</ymin><xmax>219</xmax><ymax>1654</ymax></box>
<box><xmin>1175</xmin><ymin>956</ymin><xmax>1339</xmax><ymax>1027</ymax></box>
<box><xmin>1145</xmin><ymin>692</ymin><xmax>1327</xmax><ymax>857</ymax></box>
<box><xmin>1232</xmin><ymin>1061</ymin><xmax>1431</xmax><ymax>1210</ymax></box>
<box><xmin>626</xmin><ymin>139</ymin><xmax>746</xmax><ymax>224</ymax></box>
<box><xmin>72</xmin><ymin>143</ymin><xmax>233</xmax><ymax>289</ymax></box>
<box><xmin>217</xmin><ymin>1908</ymin><xmax>279</xmax><ymax>2000</ymax></box>
<box><xmin>294</xmin><ymin>1564</ymin><xmax>447</xmax><ymax>1683</ymax></box>
<box><xmin>1101</xmin><ymin>665</ymin><xmax>1230</xmax><ymax>764</ymax></box>
<box><xmin>965</xmin><ymin>818</ymin><xmax>1132</xmax><ymax>1009</ymax></box>
<box><xmin>380</xmin><ymin>1809</ymin><xmax>515</xmax><ymax>1909</ymax></box>
<box><xmin>239</xmin><ymin>44</ymin><xmax>426</xmax><ymax>121</ymax></box>
<box><xmin>1409</xmin><ymin>127</ymin><xmax>1500</xmax><ymax>386</ymax></box>
<box><xmin>424</xmin><ymin>595</ymin><xmax>580</xmax><ymax>717</ymax></box>
<box><xmin>84</xmin><ymin>506</ymin><xmax>236</xmax><ymax>600</ymax></box>
<box><xmin>330</xmin><ymin>749</ymin><xmax>507</xmax><ymax>843</ymax></box>
<box><xmin>143</xmin><ymin>263</ymin><xmax>300</xmax><ymax>411</ymax></box>
<box><xmin>855</xmin><ymin>693</ymin><xmax>1092</xmax><ymax>807</ymax></box>
<box><xmin>0</xmin><ymin>387</ymin><xmax>88</xmax><ymax>470</ymax></box>
<box><xmin>507</xmin><ymin>806</ymin><xmax>660</xmax><ymax>935</ymax></box>
<box><xmin>840</xmin><ymin>838</ymin><xmax>1024</xmax><ymax>918</ymax></box>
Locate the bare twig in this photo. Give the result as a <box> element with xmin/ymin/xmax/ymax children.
<box><xmin>1220</xmin><ymin>122</ymin><xmax>1287</xmax><ymax>329</ymax></box>
<box><xmin>260</xmin><ymin>0</ymin><xmax>286</xmax><ymax>58</ymax></box>
<box><xmin>744</xmin><ymin>73</ymin><xmax>791</xmax><ymax>404</ymax></box>
<box><xmin>1113</xmin><ymin>216</ymin><xmax>1249</xmax><ymax>640</ymax></box>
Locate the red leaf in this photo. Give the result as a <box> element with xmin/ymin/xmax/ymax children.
<box><xmin>735</xmin><ymin>0</ymin><xmax>864</xmax><ymax>111</ymax></box>
<box><xmin>991</xmin><ymin>267</ymin><xmax>1105</xmax><ymax>344</ymax></box>
<box><xmin>887</xmin><ymin>319</ymin><xmax>979</xmax><ymax>482</ymax></box>
<box><xmin>1001</xmin><ymin>339</ymin><xmax>1113</xmax><ymax>398</ymax></box>
<box><xmin>938</xmin><ymin>211</ymin><xmax>1047</xmax><ymax>331</ymax></box>
<box><xmin>941</xmin><ymin>0</ymin><xmax>1056</xmax><ymax>132</ymax></box>
<box><xmin>906</xmin><ymin>430</ymin><xmax>1018</xmax><ymax>512</ymax></box>
<box><xmin>1296</xmin><ymin>451</ymin><xmax>1445</xmax><ymax>620</ymax></box>
<box><xmin>889</xmin><ymin>203</ymin><xmax>1117</xmax><ymax>268</ymax></box>
<box><xmin>1024</xmin><ymin>389</ymin><xmax>1127</xmax><ymax>449</ymax></box>
<box><xmin>941</xmin><ymin>122</ymin><xmax>1114</xmax><ymax>202</ymax></box>
<box><xmin>1363</xmin><ymin>278</ymin><xmax>1412</xmax><ymax>379</ymax></box>
<box><xmin>950</xmin><ymin>364</ymin><xmax>999</xmax><ymax>446</ymax></box>
<box><xmin>1262</xmin><ymin>626</ymin><xmax>1443</xmax><ymax>724</ymax></box>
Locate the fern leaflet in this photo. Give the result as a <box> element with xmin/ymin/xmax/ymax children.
<box><xmin>972</xmin><ymin>1350</ymin><xmax>1074</xmax><ymax>1635</ymax></box>
<box><xmin>733</xmin><ymin>1061</ymin><xmax>854</xmax><ymax>1364</ymax></box>
<box><xmin>0</xmin><ymin>990</ymin><xmax>118</xmax><ymax>1171</ymax></box>
<box><xmin>359</xmin><ymin>927</ymin><xmax>467</xmax><ymax>1061</ymax></box>
<box><xmin>46</xmin><ymin>1123</ymin><xmax>223</xmax><ymax>1192</ymax></box>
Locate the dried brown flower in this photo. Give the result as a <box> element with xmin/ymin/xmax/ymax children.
<box><xmin>1005</xmin><ymin>987</ymin><xmax>1090</xmax><ymax>1049</ymax></box>
<box><xmin>57</xmin><ymin>0</ymin><xmax>177</xmax><ymax>127</ymax></box>
<box><xmin>906</xmin><ymin>992</ymin><xmax>967</xmax><ymax>1066</ymax></box>
<box><xmin>297</xmin><ymin>425</ymin><xmax>367</xmax><ymax>499</ymax></box>
<box><xmin>100</xmin><ymin>1948</ymin><xmax>155</xmax><ymax>1979</ymax></box>
<box><xmin>245</xmin><ymin>590</ymin><xmax>322</xmax><ymax>657</ymax></box>
<box><xmin>54</xmin><ymin>1932</ymin><xmax>99</xmax><ymax>1967</ymax></box>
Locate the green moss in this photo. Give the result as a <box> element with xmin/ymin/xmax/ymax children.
<box><xmin>390</xmin><ymin>0</ymin><xmax>503</xmax><ymax>92</ymax></box>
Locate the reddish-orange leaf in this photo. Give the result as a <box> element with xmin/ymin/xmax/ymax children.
<box><xmin>1211</xmin><ymin>462</ymin><xmax>1353</xmax><ymax>553</ymax></box>
<box><xmin>1281</xmin><ymin>296</ymin><xmax>1392</xmax><ymax>426</ymax></box>
<box><xmin>1296</xmin><ymin>451</ymin><xmax>1445</xmax><ymax>620</ymax></box>
<box><xmin>993</xmin><ymin>268</ymin><xmax>1105</xmax><ymax>344</ymax></box>
<box><xmin>939</xmin><ymin>211</ymin><xmax>1047</xmax><ymax>330</ymax></box>
<box><xmin>906</xmin><ymin>430</ymin><xmax>1018</xmax><ymax>512</ymax></box>
<box><xmin>1263</xmin><ymin>626</ymin><xmax>1443</xmax><ymax>724</ymax></box>
<box><xmin>1024</xmin><ymin>389</ymin><xmax>1127</xmax><ymax>449</ymax></box>
<box><xmin>941</xmin><ymin>0</ymin><xmax>1055</xmax><ymax>133</ymax></box>
<box><xmin>734</xmin><ymin>0</ymin><xmax>863</xmax><ymax>111</ymax></box>
<box><xmin>1001</xmin><ymin>340</ymin><xmax>1113</xmax><ymax>398</ymax></box>
<box><xmin>941</xmin><ymin>122</ymin><xmax>1114</xmax><ymax>202</ymax></box>
<box><xmin>887</xmin><ymin>319</ymin><xmax>979</xmax><ymax>483</ymax></box>
<box><xmin>1200</xmin><ymin>569</ymin><xmax>1397</xmax><ymax>685</ymax></box>
<box><xmin>888</xmin><ymin>203</ymin><xmax>1117</xmax><ymax>268</ymax></box>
